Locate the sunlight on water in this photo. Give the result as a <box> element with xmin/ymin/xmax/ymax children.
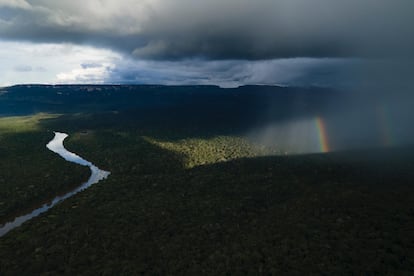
<box><xmin>0</xmin><ymin>132</ymin><xmax>110</xmax><ymax>237</ymax></box>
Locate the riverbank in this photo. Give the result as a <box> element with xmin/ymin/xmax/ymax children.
<box><xmin>0</xmin><ymin>117</ymin><xmax>90</xmax><ymax>225</ymax></box>
<box><xmin>0</xmin><ymin>132</ymin><xmax>110</xmax><ymax>236</ymax></box>
<box><xmin>1</xmin><ymin>124</ymin><xmax>414</xmax><ymax>274</ymax></box>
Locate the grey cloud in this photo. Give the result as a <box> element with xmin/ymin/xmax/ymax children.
<box><xmin>0</xmin><ymin>0</ymin><xmax>31</xmax><ymax>10</ymax></box>
<box><xmin>0</xmin><ymin>0</ymin><xmax>413</xmax><ymax>60</ymax></box>
<box><xmin>105</xmin><ymin>58</ymin><xmax>358</xmax><ymax>88</ymax></box>
<box><xmin>34</xmin><ymin>66</ymin><xmax>46</xmax><ymax>72</ymax></box>
<box><xmin>14</xmin><ymin>64</ymin><xmax>32</xmax><ymax>71</ymax></box>
<box><xmin>81</xmin><ymin>62</ymin><xmax>102</xmax><ymax>69</ymax></box>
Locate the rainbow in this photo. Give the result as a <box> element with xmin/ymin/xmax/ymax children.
<box><xmin>315</xmin><ymin>117</ymin><xmax>329</xmax><ymax>153</ymax></box>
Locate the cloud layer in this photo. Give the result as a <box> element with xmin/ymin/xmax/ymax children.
<box><xmin>0</xmin><ymin>1</ymin><xmax>412</xmax><ymax>89</ymax></box>
<box><xmin>0</xmin><ymin>39</ymin><xmax>357</xmax><ymax>88</ymax></box>
<box><xmin>1</xmin><ymin>0</ymin><xmax>413</xmax><ymax>60</ymax></box>
<box><xmin>0</xmin><ymin>41</ymin><xmax>118</xmax><ymax>86</ymax></box>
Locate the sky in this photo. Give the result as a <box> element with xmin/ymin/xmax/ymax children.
<box><xmin>0</xmin><ymin>0</ymin><xmax>413</xmax><ymax>87</ymax></box>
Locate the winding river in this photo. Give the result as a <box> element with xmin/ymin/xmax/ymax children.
<box><xmin>0</xmin><ymin>132</ymin><xmax>110</xmax><ymax>237</ymax></box>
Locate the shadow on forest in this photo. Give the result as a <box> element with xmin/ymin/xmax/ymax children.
<box><xmin>2</xmin><ymin>111</ymin><xmax>414</xmax><ymax>274</ymax></box>
<box><xmin>2</xmin><ymin>86</ymin><xmax>414</xmax><ymax>274</ymax></box>
<box><xmin>3</xmin><ymin>119</ymin><xmax>414</xmax><ymax>274</ymax></box>
<box><xmin>37</xmin><ymin>111</ymin><xmax>414</xmax><ymax>176</ymax></box>
<box><xmin>0</xmin><ymin>130</ymin><xmax>90</xmax><ymax>225</ymax></box>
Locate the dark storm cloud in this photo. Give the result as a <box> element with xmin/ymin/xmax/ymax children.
<box><xmin>105</xmin><ymin>58</ymin><xmax>358</xmax><ymax>88</ymax></box>
<box><xmin>0</xmin><ymin>0</ymin><xmax>413</xmax><ymax>60</ymax></box>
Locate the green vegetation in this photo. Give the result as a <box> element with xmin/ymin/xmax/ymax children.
<box><xmin>145</xmin><ymin>135</ymin><xmax>280</xmax><ymax>168</ymax></box>
<box><xmin>1</xmin><ymin>111</ymin><xmax>413</xmax><ymax>274</ymax></box>
<box><xmin>0</xmin><ymin>86</ymin><xmax>413</xmax><ymax>274</ymax></box>
<box><xmin>0</xmin><ymin>114</ymin><xmax>90</xmax><ymax>224</ymax></box>
<box><xmin>0</xmin><ymin>113</ymin><xmax>55</xmax><ymax>133</ymax></box>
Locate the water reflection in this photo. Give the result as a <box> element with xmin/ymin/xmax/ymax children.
<box><xmin>0</xmin><ymin>132</ymin><xmax>110</xmax><ymax>237</ymax></box>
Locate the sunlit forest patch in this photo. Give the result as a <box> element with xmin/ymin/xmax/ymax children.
<box><xmin>1</xmin><ymin>85</ymin><xmax>414</xmax><ymax>274</ymax></box>
<box><xmin>0</xmin><ymin>113</ymin><xmax>57</xmax><ymax>134</ymax></box>
<box><xmin>144</xmin><ymin>135</ymin><xmax>280</xmax><ymax>168</ymax></box>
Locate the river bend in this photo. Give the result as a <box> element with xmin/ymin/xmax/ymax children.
<box><xmin>0</xmin><ymin>132</ymin><xmax>110</xmax><ymax>237</ymax></box>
